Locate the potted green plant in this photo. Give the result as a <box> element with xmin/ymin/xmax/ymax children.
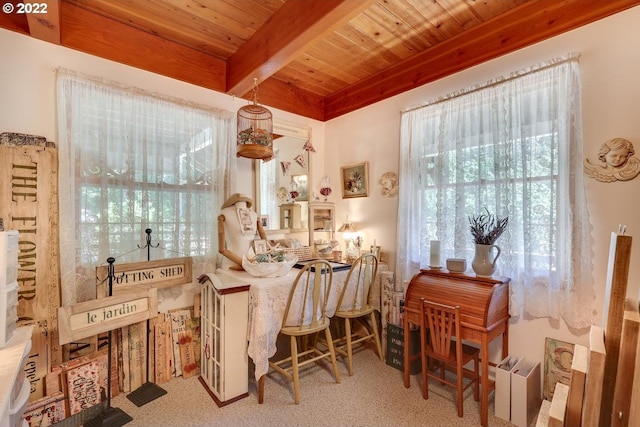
<box><xmin>468</xmin><ymin>208</ymin><xmax>508</xmax><ymax>276</ymax></box>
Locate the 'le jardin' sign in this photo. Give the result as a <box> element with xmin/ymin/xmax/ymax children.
<box><xmin>58</xmin><ymin>286</ymin><xmax>158</xmax><ymax>345</ymax></box>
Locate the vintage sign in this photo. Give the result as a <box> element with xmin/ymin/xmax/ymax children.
<box><xmin>58</xmin><ymin>286</ymin><xmax>157</xmax><ymax>345</ymax></box>
<box><xmin>69</xmin><ymin>298</ymin><xmax>149</xmax><ymax>331</ymax></box>
<box><xmin>96</xmin><ymin>256</ymin><xmax>192</xmax><ymax>297</ymax></box>
<box><xmin>0</xmin><ymin>135</ymin><xmax>62</xmax><ymax>401</ymax></box>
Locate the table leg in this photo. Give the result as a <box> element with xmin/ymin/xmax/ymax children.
<box><xmin>258</xmin><ymin>375</ymin><xmax>265</xmax><ymax>404</ymax></box>
<box><xmin>480</xmin><ymin>335</ymin><xmax>489</xmax><ymax>427</ymax></box>
<box><xmin>502</xmin><ymin>321</ymin><xmax>509</xmax><ymax>359</ymax></box>
<box><xmin>403</xmin><ymin>317</ymin><xmax>411</xmax><ymax>388</ymax></box>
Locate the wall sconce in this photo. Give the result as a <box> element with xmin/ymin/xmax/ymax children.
<box><xmin>236</xmin><ymin>78</ymin><xmax>273</xmax><ymax>161</ymax></box>
<box><xmin>338</xmin><ymin>215</ymin><xmax>362</xmax><ymax>262</ymax></box>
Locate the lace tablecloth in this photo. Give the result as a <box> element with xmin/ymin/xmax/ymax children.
<box><xmin>215</xmin><ymin>266</ymin><xmax>373</xmax><ymax>381</ymax></box>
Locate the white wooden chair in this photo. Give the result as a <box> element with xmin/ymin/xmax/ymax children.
<box><xmin>332</xmin><ymin>253</ymin><xmax>382</xmax><ymax>376</ymax></box>
<box><xmin>268</xmin><ymin>259</ymin><xmax>341</xmax><ymax>404</ymax></box>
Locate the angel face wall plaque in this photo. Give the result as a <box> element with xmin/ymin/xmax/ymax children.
<box><xmin>584</xmin><ymin>137</ymin><xmax>640</xmax><ymax>182</ymax></box>
<box><xmin>379</xmin><ymin>171</ymin><xmax>398</xmax><ymax>197</ymax></box>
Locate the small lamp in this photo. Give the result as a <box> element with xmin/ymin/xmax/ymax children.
<box><xmin>338</xmin><ymin>216</ymin><xmax>361</xmax><ymax>262</ymax></box>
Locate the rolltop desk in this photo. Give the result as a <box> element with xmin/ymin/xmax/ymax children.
<box><xmin>403</xmin><ymin>269</ymin><xmax>510</xmax><ymax>427</ymax></box>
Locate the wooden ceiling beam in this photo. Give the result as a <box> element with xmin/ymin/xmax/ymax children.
<box><xmin>226</xmin><ymin>0</ymin><xmax>374</xmax><ymax>97</ymax></box>
<box><xmin>26</xmin><ymin>0</ymin><xmax>60</xmax><ymax>44</ymax></box>
<box><xmin>0</xmin><ymin>1</ymin><xmax>29</xmax><ymax>34</ymax></box>
<box><xmin>250</xmin><ymin>78</ymin><xmax>325</xmax><ymax>122</ymax></box>
<box><xmin>323</xmin><ymin>0</ymin><xmax>640</xmax><ymax>121</ymax></box>
<box><xmin>59</xmin><ymin>2</ymin><xmax>227</xmax><ymax>93</ymax></box>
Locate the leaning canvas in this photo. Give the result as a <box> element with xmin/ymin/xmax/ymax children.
<box><xmin>543</xmin><ymin>337</ymin><xmax>575</xmax><ymax>400</ymax></box>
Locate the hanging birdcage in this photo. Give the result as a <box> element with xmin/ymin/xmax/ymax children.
<box><xmin>236</xmin><ymin>79</ymin><xmax>273</xmax><ymax>160</ymax></box>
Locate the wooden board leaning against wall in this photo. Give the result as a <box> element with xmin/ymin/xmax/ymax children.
<box><xmin>0</xmin><ymin>133</ymin><xmax>62</xmax><ymax>402</ymax></box>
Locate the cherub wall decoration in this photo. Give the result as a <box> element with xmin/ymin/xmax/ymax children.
<box><xmin>379</xmin><ymin>171</ymin><xmax>399</xmax><ymax>197</ymax></box>
<box><xmin>584</xmin><ymin>137</ymin><xmax>640</xmax><ymax>182</ymax></box>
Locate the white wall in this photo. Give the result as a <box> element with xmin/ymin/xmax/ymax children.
<box><xmin>325</xmin><ymin>6</ymin><xmax>640</xmax><ymax>364</ymax></box>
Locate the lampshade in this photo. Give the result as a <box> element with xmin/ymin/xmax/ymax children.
<box><xmin>237</xmin><ymin>78</ymin><xmax>273</xmax><ymax>161</ymax></box>
<box><xmin>339</xmin><ymin>217</ymin><xmax>360</xmax><ymax>262</ymax></box>
<box><xmin>337</xmin><ymin>222</ymin><xmax>357</xmax><ymax>233</ymax></box>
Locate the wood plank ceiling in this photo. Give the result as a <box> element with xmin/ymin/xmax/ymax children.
<box><xmin>1</xmin><ymin>0</ymin><xmax>638</xmax><ymax>121</ymax></box>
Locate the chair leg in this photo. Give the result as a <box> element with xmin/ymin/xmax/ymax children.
<box><xmin>290</xmin><ymin>335</ymin><xmax>300</xmax><ymax>404</ymax></box>
<box><xmin>456</xmin><ymin>361</ymin><xmax>464</xmax><ymax>417</ymax></box>
<box><xmin>420</xmin><ymin>325</ymin><xmax>428</xmax><ymax>400</ymax></box>
<box><xmin>369</xmin><ymin>312</ymin><xmax>383</xmax><ymax>361</ymax></box>
<box><xmin>474</xmin><ymin>355</ymin><xmax>480</xmax><ymax>402</ymax></box>
<box><xmin>345</xmin><ymin>318</ymin><xmax>353</xmax><ymax>376</ymax></box>
<box><xmin>324</xmin><ymin>328</ymin><xmax>341</xmax><ymax>384</ymax></box>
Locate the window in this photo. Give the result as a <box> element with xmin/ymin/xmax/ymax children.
<box><xmin>398</xmin><ymin>55</ymin><xmax>593</xmax><ymax>328</ymax></box>
<box><xmin>57</xmin><ymin>71</ymin><xmax>235</xmax><ymax>304</ymax></box>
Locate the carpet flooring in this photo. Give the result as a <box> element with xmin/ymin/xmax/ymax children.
<box><xmin>109</xmin><ymin>349</ymin><xmax>515</xmax><ymax>427</ymax></box>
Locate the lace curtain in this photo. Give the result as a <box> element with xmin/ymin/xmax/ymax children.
<box><xmin>397</xmin><ymin>55</ymin><xmax>594</xmax><ymax>329</ymax></box>
<box><xmin>57</xmin><ymin>70</ymin><xmax>236</xmax><ymax>305</ymax></box>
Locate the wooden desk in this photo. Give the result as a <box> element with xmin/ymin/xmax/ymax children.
<box><xmin>403</xmin><ymin>269</ymin><xmax>510</xmax><ymax>427</ymax></box>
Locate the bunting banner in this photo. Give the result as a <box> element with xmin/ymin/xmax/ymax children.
<box><xmin>303</xmin><ymin>140</ymin><xmax>316</xmax><ymax>152</ymax></box>
<box><xmin>280</xmin><ymin>161</ymin><xmax>291</xmax><ymax>175</ymax></box>
<box><xmin>294</xmin><ymin>154</ymin><xmax>306</xmax><ymax>168</ymax></box>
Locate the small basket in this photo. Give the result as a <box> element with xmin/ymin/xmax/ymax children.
<box><xmin>317</xmin><ymin>252</ymin><xmax>334</xmax><ymax>260</ymax></box>
<box><xmin>237</xmin><ymin>144</ymin><xmax>273</xmax><ymax>160</ymax></box>
<box><xmin>283</xmin><ymin>246</ymin><xmax>314</xmax><ymax>261</ymax></box>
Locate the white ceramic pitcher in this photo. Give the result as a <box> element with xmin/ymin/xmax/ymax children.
<box><xmin>471</xmin><ymin>244</ymin><xmax>501</xmax><ymax>276</ymax></box>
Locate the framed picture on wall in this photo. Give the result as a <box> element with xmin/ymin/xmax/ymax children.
<box><xmin>341</xmin><ymin>162</ymin><xmax>369</xmax><ymax>198</ymax></box>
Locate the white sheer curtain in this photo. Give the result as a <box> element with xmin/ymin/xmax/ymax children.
<box><xmin>397</xmin><ymin>55</ymin><xmax>594</xmax><ymax>329</ymax></box>
<box><xmin>57</xmin><ymin>70</ymin><xmax>236</xmax><ymax>305</ymax></box>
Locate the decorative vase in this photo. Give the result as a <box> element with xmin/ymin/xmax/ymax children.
<box><xmin>471</xmin><ymin>244</ymin><xmax>501</xmax><ymax>277</ymax></box>
<box><xmin>289</xmin><ymin>179</ymin><xmax>299</xmax><ymax>201</ymax></box>
<box><xmin>319</xmin><ymin>174</ymin><xmax>332</xmax><ymax>201</ymax></box>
